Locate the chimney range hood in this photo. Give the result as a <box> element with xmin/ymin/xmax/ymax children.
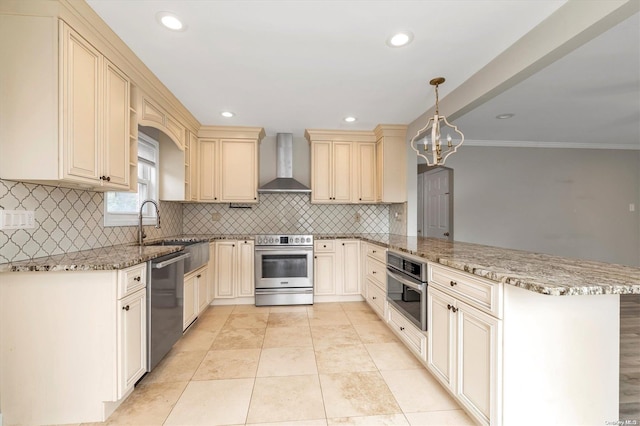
<box><xmin>258</xmin><ymin>133</ymin><xmax>311</xmax><ymax>193</ymax></box>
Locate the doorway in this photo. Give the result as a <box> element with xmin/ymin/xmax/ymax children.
<box><xmin>417</xmin><ymin>167</ymin><xmax>453</xmax><ymax>240</ymax></box>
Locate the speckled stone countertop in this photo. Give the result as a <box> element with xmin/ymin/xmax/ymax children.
<box><xmin>328</xmin><ymin>233</ymin><xmax>639</xmax><ymax>296</ymax></box>
<box><xmin>2</xmin><ymin>233</ymin><xmax>638</xmax><ymax>296</ymax></box>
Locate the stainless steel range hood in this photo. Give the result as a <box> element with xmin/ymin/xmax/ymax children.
<box><xmin>258</xmin><ymin>133</ymin><xmax>311</xmax><ymax>193</ymax></box>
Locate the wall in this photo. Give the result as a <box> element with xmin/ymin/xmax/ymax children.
<box><xmin>0</xmin><ymin>179</ymin><xmax>183</xmax><ymax>264</ymax></box>
<box><xmin>442</xmin><ymin>147</ymin><xmax>640</xmax><ymax>266</ymax></box>
<box><xmin>183</xmin><ymin>193</ymin><xmax>388</xmax><ymax>235</ymax></box>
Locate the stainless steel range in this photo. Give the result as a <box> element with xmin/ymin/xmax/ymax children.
<box><xmin>254</xmin><ymin>234</ymin><xmax>314</xmax><ymax>306</ymax></box>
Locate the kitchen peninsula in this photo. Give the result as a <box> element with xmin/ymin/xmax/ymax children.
<box><xmin>1</xmin><ymin>234</ymin><xmax>638</xmax><ymax>425</ymax></box>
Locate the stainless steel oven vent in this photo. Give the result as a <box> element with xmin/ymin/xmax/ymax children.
<box><xmin>258</xmin><ymin>133</ymin><xmax>311</xmax><ymax>193</ymax></box>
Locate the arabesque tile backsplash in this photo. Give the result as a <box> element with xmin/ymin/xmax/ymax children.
<box><xmin>0</xmin><ymin>180</ymin><xmax>399</xmax><ymax>264</ymax></box>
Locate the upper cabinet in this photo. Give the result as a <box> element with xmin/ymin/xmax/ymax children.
<box><xmin>139</xmin><ymin>95</ymin><xmax>186</xmax><ymax>150</ymax></box>
<box><xmin>305</xmin><ymin>128</ymin><xmax>404</xmax><ymax>204</ymax></box>
<box><xmin>196</xmin><ymin>126</ymin><xmax>265</xmax><ymax>203</ymax></box>
<box><xmin>374</xmin><ymin>125</ymin><xmax>407</xmax><ymax>203</ymax></box>
<box><xmin>0</xmin><ymin>18</ymin><xmax>133</xmax><ymax>191</ymax></box>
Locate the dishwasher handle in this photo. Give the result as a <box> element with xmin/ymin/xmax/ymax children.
<box><xmin>152</xmin><ymin>252</ymin><xmax>191</xmax><ymax>269</ymax></box>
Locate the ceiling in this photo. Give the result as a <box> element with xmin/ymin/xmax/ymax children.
<box><xmin>85</xmin><ymin>1</ymin><xmax>638</xmax><ymax>148</ymax></box>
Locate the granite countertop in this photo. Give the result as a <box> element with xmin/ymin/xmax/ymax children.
<box><xmin>1</xmin><ymin>233</ymin><xmax>638</xmax><ymax>296</ymax></box>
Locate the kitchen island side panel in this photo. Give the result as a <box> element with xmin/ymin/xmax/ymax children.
<box><xmin>502</xmin><ymin>284</ymin><xmax>619</xmax><ymax>425</ymax></box>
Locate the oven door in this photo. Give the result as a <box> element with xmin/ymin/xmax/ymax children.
<box><xmin>255</xmin><ymin>246</ymin><xmax>313</xmax><ymax>289</ymax></box>
<box><xmin>386</xmin><ymin>267</ymin><xmax>427</xmax><ymax>331</ymax></box>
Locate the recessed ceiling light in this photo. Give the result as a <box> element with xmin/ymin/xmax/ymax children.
<box><xmin>386</xmin><ymin>31</ymin><xmax>414</xmax><ymax>47</ymax></box>
<box><xmin>156</xmin><ymin>12</ymin><xmax>186</xmax><ymax>31</ymax></box>
<box><xmin>496</xmin><ymin>113</ymin><xmax>515</xmax><ymax>119</ymax></box>
<box><xmin>221</xmin><ymin>111</ymin><xmax>235</xmax><ymax>118</ymax></box>
<box><xmin>344</xmin><ymin>116</ymin><xmax>357</xmax><ymax>123</ymax></box>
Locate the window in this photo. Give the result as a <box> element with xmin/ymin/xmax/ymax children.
<box><xmin>104</xmin><ymin>132</ymin><xmax>159</xmax><ymax>227</ymax></box>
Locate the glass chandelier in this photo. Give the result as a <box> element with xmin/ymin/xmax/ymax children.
<box><xmin>410</xmin><ymin>77</ymin><xmax>464</xmax><ymax>166</ymax></box>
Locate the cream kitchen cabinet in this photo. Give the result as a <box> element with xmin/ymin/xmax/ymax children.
<box><xmin>427</xmin><ymin>265</ymin><xmax>503</xmax><ymax>426</ymax></box>
<box><xmin>313</xmin><ymin>240</ymin><xmax>361</xmax><ymax>299</ymax></box>
<box><xmin>183</xmin><ymin>265</ymin><xmax>208</xmax><ymax>330</ymax></box>
<box><xmin>0</xmin><ymin>263</ymin><xmax>148</xmax><ymax>425</ymax></box>
<box><xmin>309</xmin><ymin>140</ymin><xmax>353</xmax><ymax>203</ymax></box>
<box><xmin>374</xmin><ymin>125</ymin><xmax>407</xmax><ymax>203</ymax></box>
<box><xmin>207</xmin><ymin>242</ymin><xmax>216</xmax><ymax>304</ymax></box>
<box><xmin>197</xmin><ymin>126</ymin><xmax>265</xmax><ymax>203</ymax></box>
<box><xmin>213</xmin><ymin>240</ymin><xmax>255</xmax><ymax>300</ymax></box>
<box><xmin>362</xmin><ymin>242</ymin><xmax>387</xmax><ymax>318</ymax></box>
<box><xmin>0</xmin><ymin>18</ymin><xmax>133</xmax><ymax>191</ymax></box>
<box><xmin>355</xmin><ymin>142</ymin><xmax>377</xmax><ymax>203</ymax></box>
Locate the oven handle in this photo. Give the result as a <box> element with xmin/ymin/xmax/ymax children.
<box><xmin>255</xmin><ymin>288</ymin><xmax>314</xmax><ymax>295</ymax></box>
<box><xmin>255</xmin><ymin>246</ymin><xmax>313</xmax><ymax>253</ymax></box>
<box><xmin>386</xmin><ymin>268</ymin><xmax>424</xmax><ymax>293</ymax></box>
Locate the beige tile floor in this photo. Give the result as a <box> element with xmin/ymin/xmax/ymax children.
<box><xmin>86</xmin><ymin>302</ymin><xmax>475</xmax><ymax>426</ymax></box>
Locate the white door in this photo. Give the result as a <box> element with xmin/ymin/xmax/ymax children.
<box><xmin>425</xmin><ymin>168</ymin><xmax>452</xmax><ymax>240</ymax></box>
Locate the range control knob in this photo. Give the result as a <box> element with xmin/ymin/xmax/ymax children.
<box><xmin>257</xmin><ymin>237</ymin><xmax>262</xmax><ymax>245</ymax></box>
<box><xmin>294</xmin><ymin>237</ymin><xmax>300</xmax><ymax>243</ymax></box>
<box><xmin>306</xmin><ymin>237</ymin><xmax>311</xmax><ymax>243</ymax></box>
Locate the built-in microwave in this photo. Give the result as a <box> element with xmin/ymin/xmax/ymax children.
<box><xmin>386</xmin><ymin>251</ymin><xmax>428</xmax><ymax>331</ymax></box>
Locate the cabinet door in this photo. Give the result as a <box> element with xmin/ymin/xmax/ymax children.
<box><xmin>215</xmin><ymin>241</ymin><xmax>236</xmax><ymax>298</ymax></box>
<box><xmin>199</xmin><ymin>139</ymin><xmax>218</xmax><ymax>201</ymax></box>
<box><xmin>117</xmin><ymin>288</ymin><xmax>147</xmax><ymax>399</ymax></box>
<box><xmin>197</xmin><ymin>267</ymin><xmax>209</xmax><ymax>314</ymax></box>
<box><xmin>356</xmin><ymin>143</ymin><xmax>376</xmax><ymax>203</ymax></box>
<box><xmin>332</xmin><ymin>142</ymin><xmax>352</xmax><ymax>203</ymax></box>
<box><xmin>61</xmin><ymin>25</ymin><xmax>101</xmax><ymax>184</ymax></box>
<box><xmin>340</xmin><ymin>241</ymin><xmax>360</xmax><ymax>295</ymax></box>
<box><xmin>189</xmin><ymin>132</ymin><xmax>199</xmax><ymax>201</ymax></box>
<box><xmin>311</xmin><ymin>141</ymin><xmax>332</xmax><ymax>203</ymax></box>
<box><xmin>183</xmin><ymin>273</ymin><xmax>197</xmax><ymax>330</ymax></box>
<box><xmin>376</xmin><ymin>139</ymin><xmax>384</xmax><ymax>202</ymax></box>
<box><xmin>219</xmin><ymin>139</ymin><xmax>258</xmax><ymax>202</ymax></box>
<box><xmin>103</xmin><ymin>59</ymin><xmax>130</xmax><ymax>189</ymax></box>
<box><xmin>314</xmin><ymin>252</ymin><xmax>336</xmax><ymax>295</ymax></box>
<box><xmin>427</xmin><ymin>286</ymin><xmax>456</xmax><ymax>389</ymax></box>
<box><xmin>207</xmin><ymin>242</ymin><xmax>216</xmax><ymax>303</ymax></box>
<box><xmin>456</xmin><ymin>302</ymin><xmax>501</xmax><ymax>425</ymax></box>
<box><xmin>237</xmin><ymin>240</ymin><xmax>255</xmax><ymax>297</ymax></box>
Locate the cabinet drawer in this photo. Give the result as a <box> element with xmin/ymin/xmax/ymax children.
<box><xmin>429</xmin><ymin>263</ymin><xmax>502</xmax><ymax>319</ymax></box>
<box><xmin>314</xmin><ymin>240</ymin><xmax>335</xmax><ymax>252</ymax></box>
<box><xmin>387</xmin><ymin>304</ymin><xmax>427</xmax><ymax>360</ymax></box>
<box><xmin>365</xmin><ymin>256</ymin><xmax>385</xmax><ymax>289</ymax></box>
<box><xmin>366</xmin><ymin>279</ymin><xmax>386</xmax><ymax>318</ymax></box>
<box><xmin>365</xmin><ymin>243</ymin><xmax>386</xmax><ymax>263</ymax></box>
<box><xmin>118</xmin><ymin>263</ymin><xmax>147</xmax><ymax>299</ymax></box>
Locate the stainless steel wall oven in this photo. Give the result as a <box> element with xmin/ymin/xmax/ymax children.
<box><xmin>254</xmin><ymin>235</ymin><xmax>314</xmax><ymax>306</ymax></box>
<box><xmin>386</xmin><ymin>250</ymin><xmax>428</xmax><ymax>331</ymax></box>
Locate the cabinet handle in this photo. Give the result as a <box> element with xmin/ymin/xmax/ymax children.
<box><xmin>323</xmin><ymin>244</ymin><xmax>326</xmax><ymax>248</ymax></box>
<box><xmin>122</xmin><ymin>305</ymin><xmax>130</xmax><ymax>311</ymax></box>
<box><xmin>133</xmin><ymin>276</ymin><xmax>141</xmax><ymax>282</ymax></box>
<box><xmin>214</xmin><ymin>197</ymin><xmax>217</xmax><ymax>200</ymax></box>
<box><xmin>447</xmin><ymin>304</ymin><xmax>452</xmax><ymax>310</ymax></box>
<box><xmin>232</xmin><ymin>244</ymin><xmax>235</xmax><ymax>247</ymax></box>
<box><xmin>359</xmin><ymin>198</ymin><xmax>362</xmax><ymax>201</ymax></box>
<box><xmin>372</xmin><ymin>271</ymin><xmax>377</xmax><ymax>274</ymax></box>
<box><xmin>197</xmin><ymin>274</ymin><xmax>202</xmax><ymax>278</ymax></box>
<box><xmin>452</xmin><ymin>306</ymin><xmax>458</xmax><ymax>313</ymax></box>
<box><xmin>254</xmin><ymin>197</ymin><xmax>257</xmax><ymax>200</ymax></box>
<box><xmin>450</xmin><ymin>280</ymin><xmax>457</xmax><ymax>287</ymax></box>
<box><xmin>372</xmin><ymin>296</ymin><xmax>377</xmax><ymax>300</ymax></box>
<box><xmin>314</xmin><ymin>256</ymin><xmax>317</xmax><ymax>259</ymax></box>
<box><xmin>106</xmin><ymin>176</ymin><xmax>111</xmax><ymax>182</ymax></box>
<box><xmin>399</xmin><ymin>326</ymin><xmax>405</xmax><ymax>331</ymax></box>
<box><xmin>342</xmin><ymin>243</ymin><xmax>345</xmax><ymax>246</ymax></box>
<box><xmin>372</xmin><ymin>250</ymin><xmax>376</xmax><ymax>253</ymax></box>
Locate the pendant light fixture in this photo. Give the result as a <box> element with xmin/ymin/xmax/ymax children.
<box><xmin>410</xmin><ymin>77</ymin><xmax>464</xmax><ymax>166</ymax></box>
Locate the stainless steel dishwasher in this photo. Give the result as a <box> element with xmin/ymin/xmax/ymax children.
<box><xmin>147</xmin><ymin>251</ymin><xmax>190</xmax><ymax>371</ymax></box>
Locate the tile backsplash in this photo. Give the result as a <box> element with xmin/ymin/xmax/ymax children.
<box><xmin>183</xmin><ymin>193</ymin><xmax>389</xmax><ymax>235</ymax></box>
<box><xmin>0</xmin><ymin>179</ymin><xmax>182</xmax><ymax>263</ymax></box>
<box><xmin>1</xmin><ymin>180</ymin><xmax>400</xmax><ymax>264</ymax></box>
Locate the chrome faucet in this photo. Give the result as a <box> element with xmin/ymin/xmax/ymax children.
<box><xmin>139</xmin><ymin>199</ymin><xmax>161</xmax><ymax>245</ymax></box>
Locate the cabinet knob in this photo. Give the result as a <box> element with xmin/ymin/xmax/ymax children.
<box><xmin>134</xmin><ymin>276</ymin><xmax>141</xmax><ymax>282</ymax></box>
<box><xmin>106</xmin><ymin>176</ymin><xmax>111</xmax><ymax>182</ymax></box>
<box><xmin>314</xmin><ymin>256</ymin><xmax>317</xmax><ymax>259</ymax></box>
<box><xmin>444</xmin><ymin>232</ymin><xmax>450</xmax><ymax>237</ymax></box>
<box><xmin>342</xmin><ymin>243</ymin><xmax>345</xmax><ymax>246</ymax></box>
<box><xmin>372</xmin><ymin>250</ymin><xmax>376</xmax><ymax>253</ymax></box>
<box><xmin>197</xmin><ymin>274</ymin><xmax>202</xmax><ymax>278</ymax></box>
<box><xmin>214</xmin><ymin>197</ymin><xmax>217</xmax><ymax>200</ymax></box>
<box><xmin>122</xmin><ymin>305</ymin><xmax>130</xmax><ymax>311</ymax></box>
<box><xmin>447</xmin><ymin>304</ymin><xmax>452</xmax><ymax>310</ymax></box>
<box><xmin>372</xmin><ymin>296</ymin><xmax>377</xmax><ymax>300</ymax></box>
<box><xmin>323</xmin><ymin>244</ymin><xmax>326</xmax><ymax>248</ymax></box>
<box><xmin>359</xmin><ymin>198</ymin><xmax>362</xmax><ymax>201</ymax></box>
<box><xmin>254</xmin><ymin>197</ymin><xmax>257</xmax><ymax>200</ymax></box>
<box><xmin>372</xmin><ymin>271</ymin><xmax>377</xmax><ymax>274</ymax></box>
<box><xmin>452</xmin><ymin>306</ymin><xmax>458</xmax><ymax>313</ymax></box>
<box><xmin>400</xmin><ymin>326</ymin><xmax>405</xmax><ymax>331</ymax></box>
<box><xmin>450</xmin><ymin>280</ymin><xmax>457</xmax><ymax>287</ymax></box>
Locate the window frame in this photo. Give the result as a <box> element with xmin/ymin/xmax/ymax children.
<box><xmin>104</xmin><ymin>132</ymin><xmax>160</xmax><ymax>227</ymax></box>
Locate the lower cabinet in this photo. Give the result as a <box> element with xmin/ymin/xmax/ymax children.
<box><xmin>0</xmin><ymin>263</ymin><xmax>148</xmax><ymax>424</ymax></box>
<box><xmin>214</xmin><ymin>239</ymin><xmax>255</xmax><ymax>299</ymax></box>
<box><xmin>313</xmin><ymin>239</ymin><xmax>360</xmax><ymax>297</ymax></box>
<box><xmin>428</xmin><ymin>284</ymin><xmax>502</xmax><ymax>426</ymax></box>
<box><xmin>387</xmin><ymin>303</ymin><xmax>427</xmax><ymax>360</ymax></box>
<box><xmin>183</xmin><ymin>265</ymin><xmax>208</xmax><ymax>331</ymax></box>
<box><xmin>362</xmin><ymin>242</ymin><xmax>387</xmax><ymax>318</ymax></box>
<box><xmin>116</xmin><ymin>287</ymin><xmax>147</xmax><ymax>399</ymax></box>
